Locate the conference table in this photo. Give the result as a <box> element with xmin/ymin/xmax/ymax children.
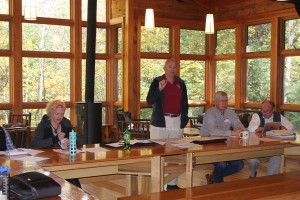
<box><xmin>0</xmin><ymin>159</ymin><xmax>97</xmax><ymax>200</ymax></box>
<box><xmin>5</xmin><ymin>131</ymin><xmax>299</xmax><ymax>198</ymax></box>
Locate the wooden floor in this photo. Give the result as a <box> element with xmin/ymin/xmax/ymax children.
<box><xmin>79</xmin><ymin>158</ymin><xmax>300</xmax><ymax>200</ymax></box>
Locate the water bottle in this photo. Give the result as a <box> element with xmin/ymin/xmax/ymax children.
<box><xmin>0</xmin><ymin>166</ymin><xmax>9</xmax><ymax>199</ymax></box>
<box><xmin>69</xmin><ymin>130</ymin><xmax>77</xmax><ymax>156</ymax></box>
<box><xmin>124</xmin><ymin>129</ymin><xmax>130</xmax><ymax>151</ymax></box>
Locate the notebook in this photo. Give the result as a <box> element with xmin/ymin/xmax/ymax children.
<box><xmin>262</xmin><ymin>122</ymin><xmax>281</xmax><ymax>134</ymax></box>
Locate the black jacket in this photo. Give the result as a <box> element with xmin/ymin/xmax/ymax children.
<box><xmin>31</xmin><ymin>114</ymin><xmax>73</xmax><ymax>148</ymax></box>
<box><xmin>146</xmin><ymin>75</ymin><xmax>189</xmax><ymax>129</ymax></box>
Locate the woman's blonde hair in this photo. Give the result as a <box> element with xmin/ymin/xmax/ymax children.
<box><xmin>46</xmin><ymin>99</ymin><xmax>66</xmax><ymax>117</ymax></box>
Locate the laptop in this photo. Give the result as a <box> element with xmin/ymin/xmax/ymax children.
<box><xmin>262</xmin><ymin>122</ymin><xmax>281</xmax><ymax>134</ymax></box>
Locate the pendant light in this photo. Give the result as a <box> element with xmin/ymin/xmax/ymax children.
<box><xmin>205</xmin><ymin>13</ymin><xmax>214</xmax><ymax>34</ymax></box>
<box><xmin>145</xmin><ymin>8</ymin><xmax>155</xmax><ymax>30</ymax></box>
<box><xmin>24</xmin><ymin>0</ymin><xmax>36</xmax><ymax>20</ymax></box>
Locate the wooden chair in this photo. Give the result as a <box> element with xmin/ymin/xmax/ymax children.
<box><xmin>116</xmin><ymin>110</ymin><xmax>150</xmax><ymax>140</ymax></box>
<box><xmin>189</xmin><ymin>115</ymin><xmax>204</xmax><ymax>129</ymax></box>
<box><xmin>5</xmin><ymin>126</ymin><xmax>31</xmax><ymax>148</ymax></box>
<box><xmin>233</xmin><ymin>109</ymin><xmax>258</xmax><ymax>128</ymax></box>
<box><xmin>9</xmin><ymin>112</ymin><xmax>32</xmax><ymax>127</ymax></box>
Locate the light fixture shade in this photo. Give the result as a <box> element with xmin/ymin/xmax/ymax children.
<box><xmin>205</xmin><ymin>14</ymin><xmax>214</xmax><ymax>34</ymax></box>
<box><xmin>145</xmin><ymin>8</ymin><xmax>155</xmax><ymax>30</ymax></box>
<box><xmin>24</xmin><ymin>0</ymin><xmax>36</xmax><ymax>20</ymax></box>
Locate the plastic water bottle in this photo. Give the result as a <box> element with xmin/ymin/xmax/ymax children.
<box><xmin>0</xmin><ymin>166</ymin><xmax>9</xmax><ymax>199</ymax></box>
<box><xmin>69</xmin><ymin>130</ymin><xmax>77</xmax><ymax>156</ymax></box>
<box><xmin>124</xmin><ymin>129</ymin><xmax>130</xmax><ymax>151</ymax></box>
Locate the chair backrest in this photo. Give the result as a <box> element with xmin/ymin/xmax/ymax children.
<box><xmin>116</xmin><ymin>110</ymin><xmax>150</xmax><ymax>140</ymax></box>
<box><xmin>9</xmin><ymin>112</ymin><xmax>32</xmax><ymax>127</ymax></box>
<box><xmin>6</xmin><ymin>126</ymin><xmax>30</xmax><ymax>148</ymax></box>
<box><xmin>118</xmin><ymin>120</ymin><xmax>150</xmax><ymax>140</ymax></box>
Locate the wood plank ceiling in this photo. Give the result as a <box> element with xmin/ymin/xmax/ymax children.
<box><xmin>134</xmin><ymin>0</ymin><xmax>296</xmax><ymax>23</ymax></box>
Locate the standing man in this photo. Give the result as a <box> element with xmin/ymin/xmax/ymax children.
<box><xmin>247</xmin><ymin>100</ymin><xmax>294</xmax><ymax>178</ymax></box>
<box><xmin>147</xmin><ymin>59</ymin><xmax>189</xmax><ymax>190</ymax></box>
<box><xmin>201</xmin><ymin>91</ymin><xmax>244</xmax><ymax>184</ymax></box>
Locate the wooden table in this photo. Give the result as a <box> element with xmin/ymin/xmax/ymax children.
<box><xmin>0</xmin><ymin>159</ymin><xmax>97</xmax><ymax>200</ymax></box>
<box><xmin>118</xmin><ymin>170</ymin><xmax>300</xmax><ymax>200</ymax></box>
<box><xmin>184</xmin><ymin>132</ymin><xmax>295</xmax><ymax>187</ymax></box>
<box><xmin>32</xmin><ymin>143</ymin><xmax>186</xmax><ymax>194</ymax></box>
<box><xmin>7</xmin><ymin>132</ymin><xmax>297</xmax><ymax>196</ymax></box>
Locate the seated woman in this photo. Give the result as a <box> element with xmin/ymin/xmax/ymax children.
<box><xmin>31</xmin><ymin>99</ymin><xmax>81</xmax><ymax>188</ymax></box>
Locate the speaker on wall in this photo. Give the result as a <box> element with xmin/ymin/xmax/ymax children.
<box><xmin>76</xmin><ymin>102</ymin><xmax>102</xmax><ymax>145</ymax></box>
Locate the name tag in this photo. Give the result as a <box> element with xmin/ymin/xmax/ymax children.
<box><xmin>224</xmin><ymin>118</ymin><xmax>230</xmax><ymax>123</ymax></box>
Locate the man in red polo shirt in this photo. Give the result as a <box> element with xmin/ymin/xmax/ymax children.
<box><xmin>147</xmin><ymin>59</ymin><xmax>189</xmax><ymax>190</ymax></box>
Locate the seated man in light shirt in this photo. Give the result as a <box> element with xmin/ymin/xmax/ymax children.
<box><xmin>247</xmin><ymin>100</ymin><xmax>294</xmax><ymax>178</ymax></box>
<box><xmin>201</xmin><ymin>91</ymin><xmax>245</xmax><ymax>184</ymax></box>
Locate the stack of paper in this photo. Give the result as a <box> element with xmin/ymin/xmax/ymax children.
<box><xmin>266</xmin><ymin>130</ymin><xmax>296</xmax><ymax>139</ymax></box>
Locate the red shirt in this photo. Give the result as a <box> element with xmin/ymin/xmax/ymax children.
<box><xmin>163</xmin><ymin>79</ymin><xmax>182</xmax><ymax>114</ymax></box>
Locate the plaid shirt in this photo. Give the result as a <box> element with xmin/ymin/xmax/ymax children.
<box><xmin>3</xmin><ymin>128</ymin><xmax>15</xmax><ymax>150</ymax></box>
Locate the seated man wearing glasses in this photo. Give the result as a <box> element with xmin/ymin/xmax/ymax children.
<box><xmin>247</xmin><ymin>100</ymin><xmax>294</xmax><ymax>178</ymax></box>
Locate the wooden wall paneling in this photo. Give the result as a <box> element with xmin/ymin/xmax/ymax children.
<box><xmin>136</xmin><ymin>19</ymin><xmax>141</xmax><ymax>118</ymax></box>
<box><xmin>205</xmin><ymin>34</ymin><xmax>216</xmax><ymax>109</ymax></box>
<box><xmin>107</xmin><ymin>25</ymin><xmax>117</xmax><ymax>125</ymax></box>
<box><xmin>10</xmin><ymin>0</ymin><xmax>23</xmax><ymax>113</ymax></box>
<box><xmin>69</xmin><ymin>0</ymin><xmax>82</xmax><ymax>125</ymax></box>
<box><xmin>123</xmin><ymin>0</ymin><xmax>137</xmax><ymax>117</ymax></box>
<box><xmin>235</xmin><ymin>23</ymin><xmax>243</xmax><ymax>109</ymax></box>
<box><xmin>172</xmin><ymin>25</ymin><xmax>181</xmax><ymax>74</ymax></box>
<box><xmin>270</xmin><ymin>17</ymin><xmax>280</xmax><ymax>109</ymax></box>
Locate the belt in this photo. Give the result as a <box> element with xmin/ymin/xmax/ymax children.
<box><xmin>164</xmin><ymin>113</ymin><xmax>180</xmax><ymax>117</ymax></box>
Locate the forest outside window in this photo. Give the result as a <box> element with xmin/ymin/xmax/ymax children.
<box><xmin>284</xmin><ymin>56</ymin><xmax>300</xmax><ymax>104</ymax></box>
<box><xmin>284</xmin><ymin>18</ymin><xmax>300</xmax><ymax>50</ymax></box>
<box><xmin>246</xmin><ymin>23</ymin><xmax>271</xmax><ymax>52</ymax></box>
<box><xmin>180</xmin><ymin>60</ymin><xmax>205</xmax><ymax>101</ymax></box>
<box><xmin>140</xmin><ymin>59</ymin><xmax>165</xmax><ymax>101</ymax></box>
<box><xmin>26</xmin><ymin>0</ymin><xmax>70</xmax><ymax>19</ymax></box>
<box><xmin>216</xmin><ymin>60</ymin><xmax>236</xmax><ymax>101</ymax></box>
<box><xmin>22</xmin><ymin>24</ymin><xmax>70</xmax><ymax>52</ymax></box>
<box><xmin>141</xmin><ymin>27</ymin><xmax>169</xmax><ymax>53</ymax></box>
<box><xmin>117</xmin><ymin>60</ymin><xmax>122</xmax><ymax>101</ymax></box>
<box><xmin>82</xmin><ymin>60</ymin><xmax>107</xmax><ymax>102</ymax></box>
<box><xmin>216</xmin><ymin>28</ymin><xmax>235</xmax><ymax>55</ymax></box>
<box><xmin>81</xmin><ymin>0</ymin><xmax>106</xmax><ymax>22</ymax></box>
<box><xmin>0</xmin><ymin>21</ymin><xmax>9</xmax><ymax>50</ymax></box>
<box><xmin>22</xmin><ymin>58</ymin><xmax>70</xmax><ymax>102</ymax></box>
<box><xmin>82</xmin><ymin>27</ymin><xmax>107</xmax><ymax>53</ymax></box>
<box><xmin>246</xmin><ymin>58</ymin><xmax>270</xmax><ymax>102</ymax></box>
<box><xmin>180</xmin><ymin>29</ymin><xmax>205</xmax><ymax>55</ymax></box>
<box><xmin>0</xmin><ymin>57</ymin><xmax>9</xmax><ymax>103</ymax></box>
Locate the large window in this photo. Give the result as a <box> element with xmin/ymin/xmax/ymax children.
<box><xmin>216</xmin><ymin>28</ymin><xmax>235</xmax><ymax>55</ymax></box>
<box><xmin>141</xmin><ymin>27</ymin><xmax>170</xmax><ymax>53</ymax></box>
<box><xmin>215</xmin><ymin>29</ymin><xmax>236</xmax><ymax>101</ymax></box>
<box><xmin>247</xmin><ymin>23</ymin><xmax>271</xmax><ymax>52</ymax></box>
<box><xmin>284</xmin><ymin>19</ymin><xmax>300</xmax><ymax>50</ymax></box>
<box><xmin>180</xmin><ymin>60</ymin><xmax>205</xmax><ymax>101</ymax></box>
<box><xmin>82</xmin><ymin>60</ymin><xmax>107</xmax><ymax>102</ymax></box>
<box><xmin>180</xmin><ymin>29</ymin><xmax>205</xmax><ymax>55</ymax></box>
<box><xmin>82</xmin><ymin>28</ymin><xmax>107</xmax><ymax>53</ymax></box>
<box><xmin>216</xmin><ymin>60</ymin><xmax>236</xmax><ymax>101</ymax></box>
<box><xmin>0</xmin><ymin>57</ymin><xmax>9</xmax><ymax>103</ymax></box>
<box><xmin>246</xmin><ymin>58</ymin><xmax>270</xmax><ymax>102</ymax></box>
<box><xmin>140</xmin><ymin>59</ymin><xmax>165</xmax><ymax>101</ymax></box>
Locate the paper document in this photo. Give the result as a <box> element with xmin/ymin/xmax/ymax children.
<box><xmin>266</xmin><ymin>130</ymin><xmax>296</xmax><ymax>139</ymax></box>
<box><xmin>6</xmin><ymin>149</ymin><xmax>28</xmax><ymax>156</ymax></box>
<box><xmin>10</xmin><ymin>156</ymin><xmax>49</xmax><ymax>162</ymax></box>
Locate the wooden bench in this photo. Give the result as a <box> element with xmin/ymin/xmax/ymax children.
<box><xmin>118</xmin><ymin>171</ymin><xmax>300</xmax><ymax>200</ymax></box>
